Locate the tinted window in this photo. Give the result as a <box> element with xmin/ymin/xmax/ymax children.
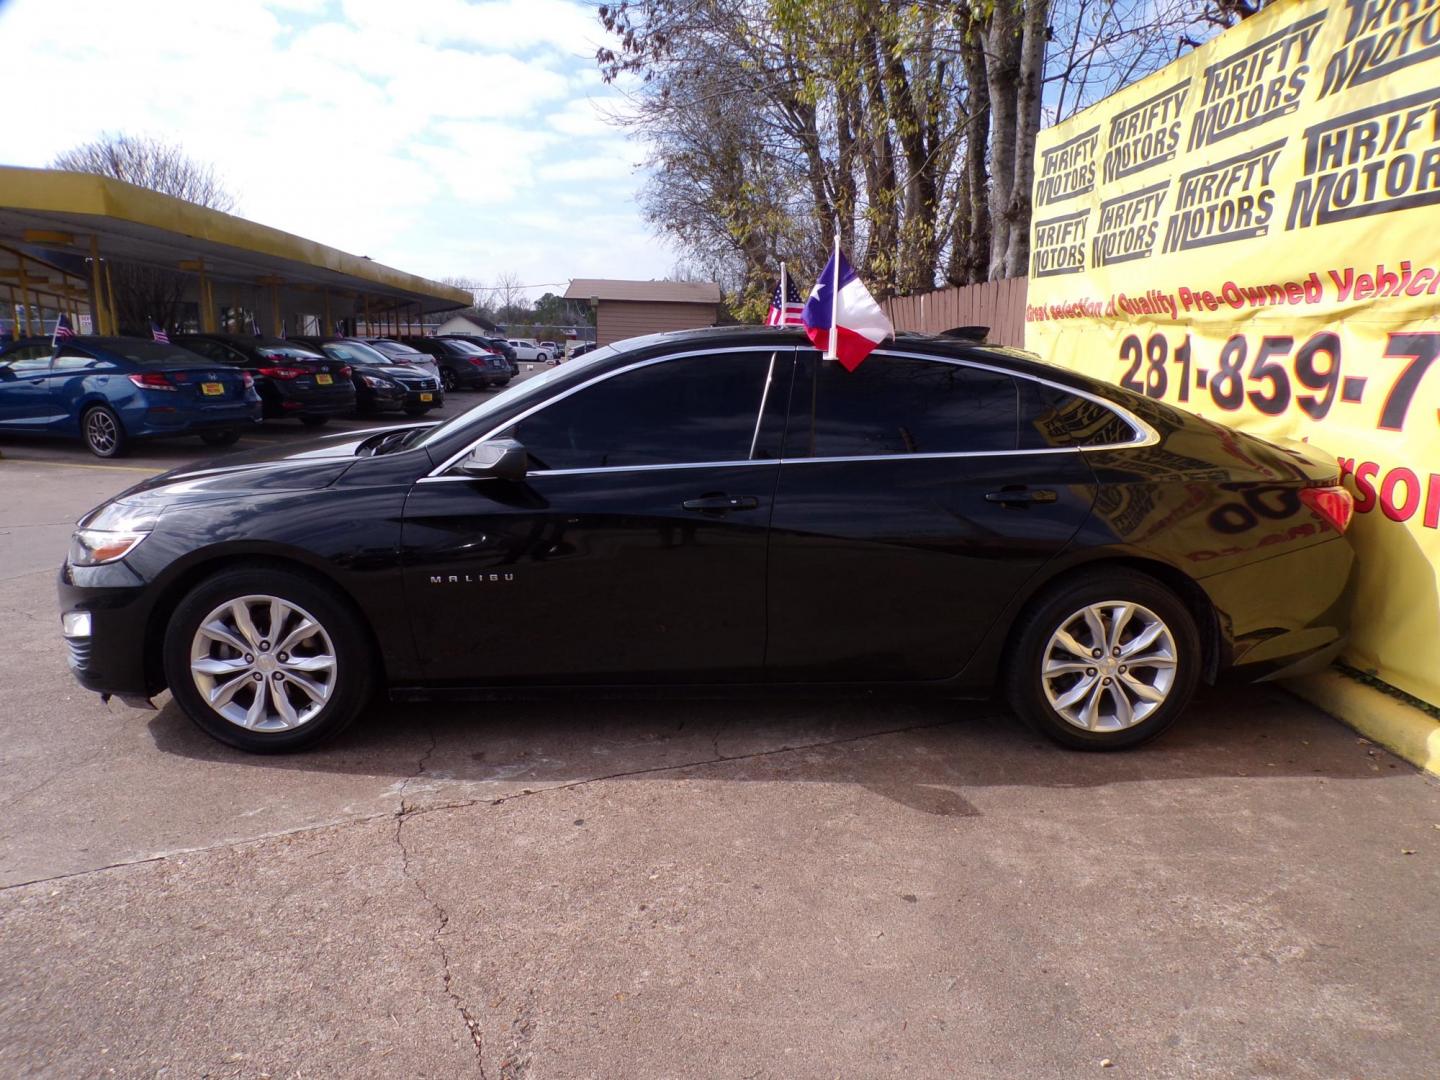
<box><xmin>796</xmin><ymin>353</ymin><xmax>1018</xmax><ymax>457</ymax></box>
<box><xmin>1017</xmin><ymin>380</ymin><xmax>1136</xmax><ymax>449</ymax></box>
<box><xmin>53</xmin><ymin>348</ymin><xmax>106</xmax><ymax>371</ymax></box>
<box><xmin>503</xmin><ymin>352</ymin><xmax>771</xmax><ymax>470</ymax></box>
<box><xmin>180</xmin><ymin>339</ymin><xmax>242</xmax><ymax>364</ymax></box>
<box><xmin>369</xmin><ymin>340</ymin><xmax>428</xmax><ymax>360</ymax></box>
<box><xmin>2</xmin><ymin>345</ymin><xmax>52</xmax><ymax>373</ymax></box>
<box><xmin>88</xmin><ymin>339</ymin><xmax>220</xmax><ymax>366</ymax></box>
<box><xmin>323</xmin><ymin>341</ymin><xmax>392</xmax><ymax>366</ymax></box>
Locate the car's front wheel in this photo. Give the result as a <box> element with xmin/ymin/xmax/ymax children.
<box><xmin>81</xmin><ymin>404</ymin><xmax>129</xmax><ymax>458</ymax></box>
<box><xmin>162</xmin><ymin>567</ymin><xmax>374</xmax><ymax>752</ymax></box>
<box><xmin>1004</xmin><ymin>569</ymin><xmax>1201</xmax><ymax>750</ymax></box>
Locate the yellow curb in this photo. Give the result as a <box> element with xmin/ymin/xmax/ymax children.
<box><xmin>1285</xmin><ymin>670</ymin><xmax>1440</xmax><ymax>779</ymax></box>
<box><xmin>0</xmin><ymin>458</ymin><xmax>160</xmax><ymax>475</ymax></box>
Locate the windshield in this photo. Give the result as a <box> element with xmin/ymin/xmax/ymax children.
<box><xmin>445</xmin><ymin>339</ymin><xmax>488</xmax><ymax>356</ymax></box>
<box><xmin>255</xmin><ymin>339</ymin><xmax>325</xmax><ymax>360</ymax></box>
<box><xmin>410</xmin><ymin>344</ymin><xmax>619</xmax><ymax>451</ymax></box>
<box><xmin>322</xmin><ymin>340</ymin><xmax>392</xmax><ymax>366</ymax></box>
<box><xmin>368</xmin><ymin>339</ymin><xmax>427</xmax><ymax>360</ymax></box>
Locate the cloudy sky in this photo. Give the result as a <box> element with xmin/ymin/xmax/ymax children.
<box><xmin>0</xmin><ymin>0</ymin><xmax>669</xmax><ymax>299</ymax></box>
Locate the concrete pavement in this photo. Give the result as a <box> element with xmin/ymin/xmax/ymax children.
<box><xmin>2</xmin><ymin>426</ymin><xmax>1439</xmax><ymax>1078</ymax></box>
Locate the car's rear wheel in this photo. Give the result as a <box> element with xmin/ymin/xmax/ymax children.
<box><xmin>1004</xmin><ymin>569</ymin><xmax>1200</xmax><ymax>750</ymax></box>
<box><xmin>162</xmin><ymin>567</ymin><xmax>373</xmax><ymax>753</ymax></box>
<box><xmin>199</xmin><ymin>429</ymin><xmax>241</xmax><ymax>447</ymax></box>
<box><xmin>81</xmin><ymin>404</ymin><xmax>129</xmax><ymax>458</ymax></box>
<box><xmin>440</xmin><ymin>368</ymin><xmax>458</xmax><ymax>393</ymax></box>
<box><xmin>299</xmin><ymin>415</ymin><xmax>329</xmax><ymax>427</ymax></box>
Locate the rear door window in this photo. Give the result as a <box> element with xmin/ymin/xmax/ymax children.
<box><xmin>790</xmin><ymin>352</ymin><xmax>1019</xmax><ymax>457</ymax></box>
<box><xmin>502</xmin><ymin>352</ymin><xmax>775</xmax><ymax>470</ymax></box>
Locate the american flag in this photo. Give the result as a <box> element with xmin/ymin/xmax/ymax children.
<box><xmin>52</xmin><ymin>313</ymin><xmax>76</xmax><ymax>345</ymax></box>
<box><xmin>766</xmin><ymin>270</ymin><xmax>805</xmax><ymax>326</ymax></box>
<box><xmin>150</xmin><ymin>321</ymin><xmax>170</xmax><ymax>343</ymax></box>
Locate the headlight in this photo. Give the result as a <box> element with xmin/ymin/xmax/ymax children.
<box><xmin>68</xmin><ymin>528</ymin><xmax>150</xmax><ymax>566</ymax></box>
<box><xmin>361</xmin><ymin>374</ymin><xmax>394</xmax><ymax>389</ymax></box>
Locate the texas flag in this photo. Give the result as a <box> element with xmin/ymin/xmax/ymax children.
<box><xmin>802</xmin><ymin>245</ymin><xmax>893</xmax><ymax>371</ymax></box>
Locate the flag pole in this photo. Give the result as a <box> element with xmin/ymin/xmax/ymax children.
<box><xmin>824</xmin><ymin>231</ymin><xmax>840</xmax><ymax>360</ymax></box>
<box><xmin>779</xmin><ymin>262</ymin><xmax>787</xmax><ymax>324</ymax></box>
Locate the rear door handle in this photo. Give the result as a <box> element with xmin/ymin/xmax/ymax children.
<box><xmin>682</xmin><ymin>494</ymin><xmax>760</xmax><ymax>512</ymax></box>
<box><xmin>985</xmin><ymin>487</ymin><xmax>1057</xmax><ymax>505</ymax></box>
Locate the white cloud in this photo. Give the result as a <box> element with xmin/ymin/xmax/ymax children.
<box><xmin>0</xmin><ymin>0</ymin><xmax>676</xmax><ymax>295</ymax></box>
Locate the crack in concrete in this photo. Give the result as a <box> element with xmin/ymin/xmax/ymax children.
<box><xmin>392</xmin><ymin>721</ymin><xmax>489</xmax><ymax>1076</ymax></box>
<box><xmin>1</xmin><ymin>716</ymin><xmax>962</xmax><ymax>893</ymax></box>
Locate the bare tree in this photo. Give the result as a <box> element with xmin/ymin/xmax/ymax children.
<box><xmin>597</xmin><ymin>0</ymin><xmax>1229</xmax><ymax>299</ymax></box>
<box><xmin>52</xmin><ymin>133</ymin><xmax>237</xmax><ymax>213</ymax></box>
<box><xmin>488</xmin><ymin>272</ymin><xmax>529</xmax><ymax>323</ymax></box>
<box><xmin>51</xmin><ymin>133</ymin><xmax>237</xmax><ymax>332</ymax></box>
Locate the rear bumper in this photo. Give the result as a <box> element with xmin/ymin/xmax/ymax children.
<box><xmin>134</xmin><ymin>402</ymin><xmax>262</xmax><ymax>436</ymax></box>
<box><xmin>1199</xmin><ymin>535</ymin><xmax>1357</xmax><ymax>681</ymax></box>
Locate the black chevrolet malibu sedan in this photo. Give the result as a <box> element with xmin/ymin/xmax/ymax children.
<box><xmin>58</xmin><ymin>326</ymin><xmax>1355</xmax><ymax>753</ymax></box>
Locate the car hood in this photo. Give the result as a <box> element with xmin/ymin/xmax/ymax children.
<box><xmin>108</xmin><ymin>430</ymin><xmax>382</xmax><ymax>505</ymax></box>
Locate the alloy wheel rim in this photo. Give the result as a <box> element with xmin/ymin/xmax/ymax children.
<box><xmin>189</xmin><ymin>594</ymin><xmax>338</xmax><ymax>731</ymax></box>
<box><xmin>1040</xmin><ymin>600</ymin><xmax>1177</xmax><ymax>732</ymax></box>
<box><xmin>86</xmin><ymin>411</ymin><xmax>116</xmax><ymax>453</ymax></box>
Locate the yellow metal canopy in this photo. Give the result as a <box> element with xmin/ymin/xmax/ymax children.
<box><xmin>0</xmin><ymin>166</ymin><xmax>471</xmax><ymax>327</ymax></box>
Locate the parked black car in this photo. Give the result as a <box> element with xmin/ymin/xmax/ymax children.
<box><xmin>173</xmin><ymin>335</ymin><xmax>355</xmax><ymax>426</ymax></box>
<box><xmin>362</xmin><ymin>338</ymin><xmax>443</xmax><ymax>383</ymax></box>
<box><xmin>439</xmin><ymin>333</ymin><xmax>518</xmax><ymax>375</ymax></box>
<box><xmin>292</xmin><ymin>337</ymin><xmax>443</xmax><ymax>416</ymax></box>
<box><xmin>400</xmin><ymin>336</ymin><xmax>511</xmax><ymax>392</ymax></box>
<box><xmin>59</xmin><ymin>326</ymin><xmax>1355</xmax><ymax>754</ymax></box>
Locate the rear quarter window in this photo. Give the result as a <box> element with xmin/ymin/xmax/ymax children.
<box><xmin>1017</xmin><ymin>379</ymin><xmax>1138</xmax><ymax>449</ymax></box>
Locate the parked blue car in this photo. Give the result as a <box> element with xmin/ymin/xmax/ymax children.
<box><xmin>0</xmin><ymin>336</ymin><xmax>262</xmax><ymax>457</ymax></box>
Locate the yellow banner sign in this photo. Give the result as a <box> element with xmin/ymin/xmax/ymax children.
<box><xmin>1026</xmin><ymin>0</ymin><xmax>1440</xmax><ymax>707</ymax></box>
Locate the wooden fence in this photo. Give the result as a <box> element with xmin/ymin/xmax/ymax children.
<box><xmin>880</xmin><ymin>277</ymin><xmax>1029</xmax><ymax>347</ymax></box>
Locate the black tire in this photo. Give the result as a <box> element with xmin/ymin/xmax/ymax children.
<box><xmin>199</xmin><ymin>429</ymin><xmax>241</xmax><ymax>448</ymax></box>
<box><xmin>536</xmin><ymin>353</ymin><xmax>548</xmax><ymax>363</ymax></box>
<box><xmin>81</xmin><ymin>404</ymin><xmax>129</xmax><ymax>458</ymax></box>
<box><xmin>299</xmin><ymin>415</ymin><xmax>329</xmax><ymax>427</ymax></box>
<box><xmin>440</xmin><ymin>368</ymin><xmax>458</xmax><ymax>393</ymax></box>
<box><xmin>1003</xmin><ymin>568</ymin><xmax>1201</xmax><ymax>751</ymax></box>
<box><xmin>162</xmin><ymin>566</ymin><xmax>374</xmax><ymax>753</ymax></box>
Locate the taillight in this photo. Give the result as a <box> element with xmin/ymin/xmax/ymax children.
<box><xmin>468</xmin><ymin>357</ymin><xmax>487</xmax><ymax>367</ymax></box>
<box><xmin>1300</xmin><ymin>485</ymin><xmax>1354</xmax><ymax>534</ymax></box>
<box><xmin>339</xmin><ymin>365</ymin><xmax>352</xmax><ymax>378</ymax></box>
<box><xmin>257</xmin><ymin>366</ymin><xmax>306</xmax><ymax>380</ymax></box>
<box><xmin>242</xmin><ymin>372</ymin><xmax>255</xmax><ymax>388</ymax></box>
<box><xmin>127</xmin><ymin>371</ymin><xmax>178</xmax><ymax>392</ymax></box>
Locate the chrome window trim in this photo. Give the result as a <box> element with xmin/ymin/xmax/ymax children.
<box><xmin>856</xmin><ymin>346</ymin><xmax>1160</xmax><ymax>452</ymax></box>
<box><xmin>420</xmin><ymin>343</ymin><xmax>1156</xmax><ymax>482</ymax></box>
<box><xmin>424</xmin><ymin>345</ymin><xmax>791</xmax><ymax>478</ymax></box>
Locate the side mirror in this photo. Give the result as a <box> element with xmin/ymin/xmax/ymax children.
<box><xmin>457</xmin><ymin>438</ymin><xmax>528</xmax><ymax>481</ymax></box>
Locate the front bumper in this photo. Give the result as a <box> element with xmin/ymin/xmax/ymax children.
<box><xmin>58</xmin><ymin>562</ymin><xmax>157</xmax><ymax>698</ymax></box>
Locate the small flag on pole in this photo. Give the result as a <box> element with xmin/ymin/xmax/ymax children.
<box><xmin>765</xmin><ymin>265</ymin><xmax>805</xmax><ymax>326</ymax></box>
<box><xmin>150</xmin><ymin>321</ymin><xmax>170</xmax><ymax>343</ymax></box>
<box><xmin>250</xmin><ymin>314</ymin><xmax>263</xmax><ymax>337</ymax></box>
<box><xmin>802</xmin><ymin>237</ymin><xmax>893</xmax><ymax>371</ymax></box>
<box><xmin>52</xmin><ymin>313</ymin><xmax>76</xmax><ymax>346</ymax></box>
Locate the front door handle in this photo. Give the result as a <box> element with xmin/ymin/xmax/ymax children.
<box><xmin>682</xmin><ymin>494</ymin><xmax>760</xmax><ymax>512</ymax></box>
<box><xmin>985</xmin><ymin>487</ymin><xmax>1058</xmax><ymax>505</ymax></box>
